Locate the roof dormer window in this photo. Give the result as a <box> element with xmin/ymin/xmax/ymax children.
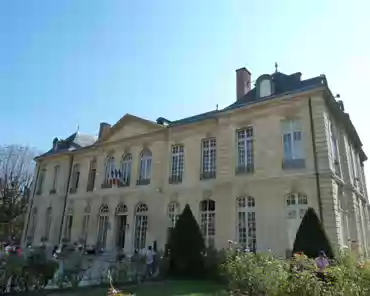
<box><xmin>259</xmin><ymin>79</ymin><xmax>272</xmax><ymax>98</ymax></box>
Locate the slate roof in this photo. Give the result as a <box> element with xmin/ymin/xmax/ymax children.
<box><xmin>35</xmin><ymin>132</ymin><xmax>97</xmax><ymax>159</ymax></box>
<box><xmin>169</xmin><ymin>71</ymin><xmax>326</xmax><ymax>126</ymax></box>
<box><xmin>35</xmin><ymin>70</ymin><xmax>367</xmax><ymax>162</ymax></box>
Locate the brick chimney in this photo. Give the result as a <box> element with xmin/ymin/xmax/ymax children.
<box><xmin>98</xmin><ymin>122</ymin><xmax>111</xmax><ymax>140</ymax></box>
<box><xmin>236</xmin><ymin>67</ymin><xmax>251</xmax><ymax>101</ymax></box>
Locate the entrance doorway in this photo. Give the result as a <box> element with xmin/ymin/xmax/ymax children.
<box><xmin>115</xmin><ymin>203</ymin><xmax>128</xmax><ymax>250</ymax></box>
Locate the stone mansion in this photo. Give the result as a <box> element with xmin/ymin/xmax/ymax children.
<box><xmin>22</xmin><ymin>66</ymin><xmax>370</xmax><ymax>258</ymax></box>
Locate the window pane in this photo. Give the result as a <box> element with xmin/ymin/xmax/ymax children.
<box><xmin>283</xmin><ymin>133</ymin><xmax>292</xmax><ymax>159</ymax></box>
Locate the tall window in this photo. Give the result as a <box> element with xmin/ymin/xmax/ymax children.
<box><xmin>36</xmin><ymin>169</ymin><xmax>46</xmax><ymax>195</ymax></box>
<box><xmin>201</xmin><ymin>138</ymin><xmax>216</xmax><ymax>180</ymax></box>
<box><xmin>169</xmin><ymin>145</ymin><xmax>184</xmax><ymax>184</ymax></box>
<box><xmin>87</xmin><ymin>158</ymin><xmax>97</xmax><ymax>192</ymax></box>
<box><xmin>168</xmin><ymin>202</ymin><xmax>180</xmax><ymax>228</ymax></box>
<box><xmin>28</xmin><ymin>207</ymin><xmax>38</xmax><ymax>241</ymax></box>
<box><xmin>64</xmin><ymin>207</ymin><xmax>73</xmax><ymax>242</ymax></box>
<box><xmin>51</xmin><ymin>165</ymin><xmax>60</xmax><ymax>193</ymax></box>
<box><xmin>119</xmin><ymin>154</ymin><xmax>132</xmax><ymax>187</ymax></box>
<box><xmin>200</xmin><ymin>199</ymin><xmax>216</xmax><ymax>247</ymax></box>
<box><xmin>236</xmin><ymin>127</ymin><xmax>254</xmax><ymax>174</ymax></box>
<box><xmin>137</xmin><ymin>149</ymin><xmax>152</xmax><ymax>185</ymax></box>
<box><xmin>115</xmin><ymin>203</ymin><xmax>128</xmax><ymax>249</ymax></box>
<box><xmin>44</xmin><ymin>207</ymin><xmax>52</xmax><ymax>241</ymax></box>
<box><xmin>236</xmin><ymin>196</ymin><xmax>256</xmax><ymax>252</ymax></box>
<box><xmin>70</xmin><ymin>164</ymin><xmax>80</xmax><ymax>193</ymax></box>
<box><xmin>286</xmin><ymin>193</ymin><xmax>308</xmax><ymax>248</ymax></box>
<box><xmin>81</xmin><ymin>204</ymin><xmax>91</xmax><ymax>242</ymax></box>
<box><xmin>103</xmin><ymin>156</ymin><xmax>115</xmax><ymax>188</ymax></box>
<box><xmin>282</xmin><ymin>119</ymin><xmax>304</xmax><ymax>169</ymax></box>
<box><xmin>134</xmin><ymin>203</ymin><xmax>148</xmax><ymax>250</ymax></box>
<box><xmin>328</xmin><ymin>121</ymin><xmax>341</xmax><ymax>176</ymax></box>
<box><xmin>97</xmin><ymin>204</ymin><xmax>109</xmax><ymax>249</ymax></box>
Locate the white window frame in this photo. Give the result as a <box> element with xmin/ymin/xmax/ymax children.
<box><xmin>134</xmin><ymin>203</ymin><xmax>148</xmax><ymax>250</ymax></box>
<box><xmin>87</xmin><ymin>158</ymin><xmax>97</xmax><ymax>191</ymax></box>
<box><xmin>200</xmin><ymin>199</ymin><xmax>216</xmax><ymax>247</ymax></box>
<box><xmin>115</xmin><ymin>203</ymin><xmax>128</xmax><ymax>249</ymax></box>
<box><xmin>64</xmin><ymin>207</ymin><xmax>74</xmax><ymax>242</ymax></box>
<box><xmin>282</xmin><ymin>119</ymin><xmax>303</xmax><ymax>161</ymax></box>
<box><xmin>170</xmin><ymin>144</ymin><xmax>184</xmax><ymax>181</ymax></box>
<box><xmin>44</xmin><ymin>207</ymin><xmax>52</xmax><ymax>240</ymax></box>
<box><xmin>286</xmin><ymin>193</ymin><xmax>308</xmax><ymax>248</ymax></box>
<box><xmin>52</xmin><ymin>165</ymin><xmax>60</xmax><ymax>191</ymax></box>
<box><xmin>201</xmin><ymin>138</ymin><xmax>216</xmax><ymax>176</ymax></box>
<box><xmin>81</xmin><ymin>204</ymin><xmax>91</xmax><ymax>241</ymax></box>
<box><xmin>71</xmin><ymin>163</ymin><xmax>80</xmax><ymax>190</ymax></box>
<box><xmin>168</xmin><ymin>202</ymin><xmax>180</xmax><ymax>228</ymax></box>
<box><xmin>236</xmin><ymin>196</ymin><xmax>256</xmax><ymax>251</ymax></box>
<box><xmin>120</xmin><ymin>154</ymin><xmax>132</xmax><ymax>185</ymax></box>
<box><xmin>138</xmin><ymin>150</ymin><xmax>152</xmax><ymax>181</ymax></box>
<box><xmin>259</xmin><ymin>79</ymin><xmax>272</xmax><ymax>97</ymax></box>
<box><xmin>236</xmin><ymin>127</ymin><xmax>254</xmax><ymax>171</ymax></box>
<box><xmin>97</xmin><ymin>204</ymin><xmax>109</xmax><ymax>249</ymax></box>
<box><xmin>29</xmin><ymin>207</ymin><xmax>38</xmax><ymax>240</ymax></box>
<box><xmin>36</xmin><ymin>169</ymin><xmax>46</xmax><ymax>194</ymax></box>
<box><xmin>104</xmin><ymin>156</ymin><xmax>115</xmax><ymax>185</ymax></box>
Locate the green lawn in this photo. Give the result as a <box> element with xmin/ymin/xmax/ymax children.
<box><xmin>52</xmin><ymin>281</ymin><xmax>227</xmax><ymax>296</ymax></box>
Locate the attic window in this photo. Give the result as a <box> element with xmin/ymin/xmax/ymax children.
<box><xmin>259</xmin><ymin>79</ymin><xmax>272</xmax><ymax>98</ymax></box>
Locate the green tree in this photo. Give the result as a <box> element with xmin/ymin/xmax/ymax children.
<box><xmin>293</xmin><ymin>207</ymin><xmax>334</xmax><ymax>259</ymax></box>
<box><xmin>168</xmin><ymin>204</ymin><xmax>206</xmax><ymax>278</ymax></box>
<box><xmin>0</xmin><ymin>145</ymin><xmax>37</xmax><ymax>242</ymax></box>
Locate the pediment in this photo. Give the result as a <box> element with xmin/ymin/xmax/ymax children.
<box><xmin>99</xmin><ymin>114</ymin><xmax>164</xmax><ymax>143</ymax></box>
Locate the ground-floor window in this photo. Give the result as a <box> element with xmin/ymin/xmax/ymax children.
<box><xmin>200</xmin><ymin>199</ymin><xmax>216</xmax><ymax>247</ymax></box>
<box><xmin>134</xmin><ymin>203</ymin><xmax>148</xmax><ymax>250</ymax></box>
<box><xmin>116</xmin><ymin>203</ymin><xmax>128</xmax><ymax>249</ymax></box>
<box><xmin>286</xmin><ymin>192</ymin><xmax>308</xmax><ymax>248</ymax></box>
<box><xmin>236</xmin><ymin>196</ymin><xmax>256</xmax><ymax>252</ymax></box>
<box><xmin>97</xmin><ymin>204</ymin><xmax>109</xmax><ymax>249</ymax></box>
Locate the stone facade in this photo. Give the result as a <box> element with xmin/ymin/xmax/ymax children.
<box><xmin>22</xmin><ymin>67</ymin><xmax>370</xmax><ymax>258</ymax></box>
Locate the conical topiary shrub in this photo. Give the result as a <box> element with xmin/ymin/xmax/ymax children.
<box><xmin>168</xmin><ymin>204</ymin><xmax>206</xmax><ymax>278</ymax></box>
<box><xmin>292</xmin><ymin>207</ymin><xmax>334</xmax><ymax>259</ymax></box>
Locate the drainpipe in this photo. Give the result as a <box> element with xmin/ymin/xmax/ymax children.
<box><xmin>308</xmin><ymin>97</ymin><xmax>324</xmax><ymax>222</ymax></box>
<box><xmin>57</xmin><ymin>154</ymin><xmax>74</xmax><ymax>244</ymax></box>
<box><xmin>22</xmin><ymin>164</ymin><xmax>41</xmax><ymax>247</ymax></box>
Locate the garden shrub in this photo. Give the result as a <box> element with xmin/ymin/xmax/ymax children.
<box><xmin>222</xmin><ymin>248</ymin><xmax>370</xmax><ymax>296</ymax></box>
<box><xmin>168</xmin><ymin>204</ymin><xmax>206</xmax><ymax>278</ymax></box>
<box><xmin>293</xmin><ymin>207</ymin><xmax>334</xmax><ymax>259</ymax></box>
<box><xmin>221</xmin><ymin>250</ymin><xmax>289</xmax><ymax>296</ymax></box>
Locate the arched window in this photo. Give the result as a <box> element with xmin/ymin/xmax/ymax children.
<box><xmin>97</xmin><ymin>204</ymin><xmax>109</xmax><ymax>249</ymax></box>
<box><xmin>115</xmin><ymin>203</ymin><xmax>128</xmax><ymax>249</ymax></box>
<box><xmin>64</xmin><ymin>207</ymin><xmax>73</xmax><ymax>242</ymax></box>
<box><xmin>168</xmin><ymin>202</ymin><xmax>180</xmax><ymax>228</ymax></box>
<box><xmin>104</xmin><ymin>156</ymin><xmax>115</xmax><ymax>187</ymax></box>
<box><xmin>200</xmin><ymin>199</ymin><xmax>216</xmax><ymax>247</ymax></box>
<box><xmin>81</xmin><ymin>204</ymin><xmax>91</xmax><ymax>241</ymax></box>
<box><xmin>286</xmin><ymin>193</ymin><xmax>308</xmax><ymax>248</ymax></box>
<box><xmin>137</xmin><ymin>149</ymin><xmax>152</xmax><ymax>185</ymax></box>
<box><xmin>134</xmin><ymin>203</ymin><xmax>148</xmax><ymax>250</ymax></box>
<box><xmin>236</xmin><ymin>196</ymin><xmax>256</xmax><ymax>251</ymax></box>
<box><xmin>259</xmin><ymin>79</ymin><xmax>272</xmax><ymax>97</ymax></box>
<box><xmin>119</xmin><ymin>154</ymin><xmax>132</xmax><ymax>187</ymax></box>
<box><xmin>44</xmin><ymin>207</ymin><xmax>52</xmax><ymax>241</ymax></box>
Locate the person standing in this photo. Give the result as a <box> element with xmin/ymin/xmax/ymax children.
<box><xmin>146</xmin><ymin>246</ymin><xmax>155</xmax><ymax>278</ymax></box>
<box><xmin>315</xmin><ymin>251</ymin><xmax>330</xmax><ymax>281</ymax></box>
